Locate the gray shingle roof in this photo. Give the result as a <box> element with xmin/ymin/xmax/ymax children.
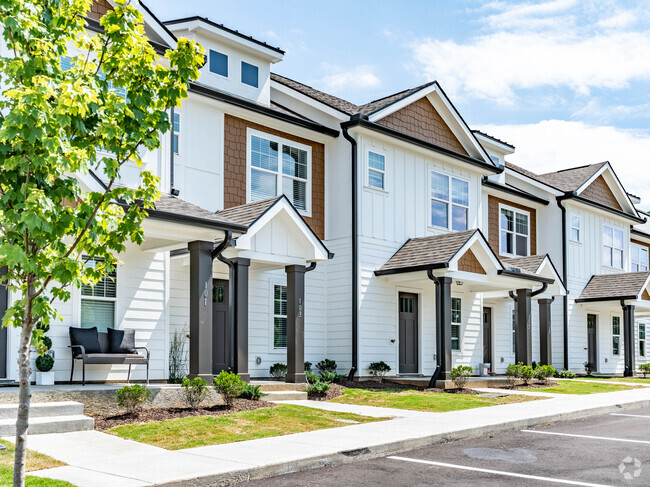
<box><xmin>215</xmin><ymin>197</ymin><xmax>282</xmax><ymax>228</ymax></box>
<box><xmin>357</xmin><ymin>82</ymin><xmax>436</xmax><ymax>115</ymax></box>
<box><xmin>505</xmin><ymin>161</ymin><xmax>607</xmax><ymax>193</ymax></box>
<box><xmin>376</xmin><ymin>230</ymin><xmax>477</xmax><ymax>274</ymax></box>
<box><xmin>501</xmin><ymin>255</ymin><xmax>546</xmax><ymax>274</ymax></box>
<box><xmin>577</xmin><ymin>272</ymin><xmax>650</xmax><ymax>301</ymax></box>
<box><xmin>152</xmin><ymin>194</ymin><xmax>238</xmax><ymax>226</ymax></box>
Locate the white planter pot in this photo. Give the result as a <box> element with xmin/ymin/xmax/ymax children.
<box><xmin>35</xmin><ymin>371</ymin><xmax>55</xmax><ymax>386</ymax></box>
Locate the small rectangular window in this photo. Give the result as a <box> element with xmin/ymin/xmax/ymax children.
<box><xmin>368</xmin><ymin>152</ymin><xmax>385</xmax><ymax>190</ymax></box>
<box><xmin>612</xmin><ymin>316</ymin><xmax>621</xmax><ymax>355</ymax></box>
<box><xmin>172</xmin><ymin>113</ymin><xmax>180</xmax><ymax>155</ymax></box>
<box><xmin>512</xmin><ymin>309</ymin><xmax>516</xmax><ymax>354</ymax></box>
<box><xmin>209</xmin><ymin>50</ymin><xmax>228</xmax><ymax>77</ymax></box>
<box><xmin>603</xmin><ymin>226</ymin><xmax>624</xmax><ymax>269</ymax></box>
<box><xmin>640</xmin><ymin>324</ymin><xmax>646</xmax><ymax>357</ymax></box>
<box><xmin>570</xmin><ymin>215</ymin><xmax>581</xmax><ymax>242</ymax></box>
<box><xmin>451</xmin><ymin>297</ymin><xmax>461</xmax><ymax>351</ymax></box>
<box><xmin>273</xmin><ymin>285</ymin><xmax>287</xmax><ymax>348</ymax></box>
<box><xmin>81</xmin><ymin>257</ymin><xmax>116</xmax><ymax>332</ymax></box>
<box><xmin>241</xmin><ymin>62</ymin><xmax>259</xmax><ymax>88</ymax></box>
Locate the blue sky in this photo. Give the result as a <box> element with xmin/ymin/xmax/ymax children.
<box><xmin>152</xmin><ymin>0</ymin><xmax>650</xmax><ymax>206</ymax></box>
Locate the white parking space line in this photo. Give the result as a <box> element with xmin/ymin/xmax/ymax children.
<box><xmin>523</xmin><ymin>430</ymin><xmax>650</xmax><ymax>444</ymax></box>
<box><xmin>387</xmin><ymin>456</ymin><xmax>614</xmax><ymax>487</ymax></box>
<box><xmin>611</xmin><ymin>413</ymin><xmax>650</xmax><ymax>419</ymax></box>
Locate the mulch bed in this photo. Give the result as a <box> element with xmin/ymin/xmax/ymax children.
<box><xmin>498</xmin><ymin>380</ymin><xmax>559</xmax><ymax>390</ymax></box>
<box><xmin>307</xmin><ymin>379</ymin><xmax>484</xmax><ymax>400</ymax></box>
<box><xmin>92</xmin><ymin>398</ymin><xmax>275</xmax><ymax>431</ymax></box>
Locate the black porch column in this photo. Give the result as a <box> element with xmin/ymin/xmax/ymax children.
<box><xmin>515</xmin><ymin>289</ymin><xmax>532</xmax><ymax>366</ymax></box>
<box><xmin>188</xmin><ymin>241</ymin><xmax>214</xmax><ymax>381</ymax></box>
<box><xmin>233</xmin><ymin>258</ymin><xmax>250</xmax><ymax>382</ymax></box>
<box><xmin>538</xmin><ymin>298</ymin><xmax>554</xmax><ymax>366</ymax></box>
<box><xmin>286</xmin><ymin>265</ymin><xmax>306</xmax><ymax>383</ymax></box>
<box><xmin>435</xmin><ymin>277</ymin><xmax>453</xmax><ymax>380</ymax></box>
<box><xmin>622</xmin><ymin>303</ymin><xmax>636</xmax><ymax>377</ymax></box>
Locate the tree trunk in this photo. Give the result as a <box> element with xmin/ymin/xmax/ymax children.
<box><xmin>13</xmin><ymin>306</ymin><xmax>34</xmax><ymax>487</ymax></box>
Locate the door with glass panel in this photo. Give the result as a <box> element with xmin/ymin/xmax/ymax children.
<box><xmin>587</xmin><ymin>314</ymin><xmax>597</xmax><ymax>369</ymax></box>
<box><xmin>212</xmin><ymin>280</ymin><xmax>230</xmax><ymax>374</ymax></box>
<box><xmin>399</xmin><ymin>293</ymin><xmax>418</xmax><ymax>374</ymax></box>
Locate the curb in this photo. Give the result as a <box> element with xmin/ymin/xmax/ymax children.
<box><xmin>157</xmin><ymin>398</ymin><xmax>650</xmax><ymax>486</ymax></box>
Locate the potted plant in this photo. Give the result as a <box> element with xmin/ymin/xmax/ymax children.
<box><xmin>35</xmin><ymin>331</ymin><xmax>55</xmax><ymax>386</ymax></box>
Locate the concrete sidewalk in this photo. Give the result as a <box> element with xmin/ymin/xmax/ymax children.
<box><xmin>20</xmin><ymin>386</ymin><xmax>650</xmax><ymax>486</ymax></box>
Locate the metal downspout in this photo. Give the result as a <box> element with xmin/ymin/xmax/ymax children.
<box><xmin>213</xmin><ymin>232</ymin><xmax>234</xmax><ymax>371</ymax></box>
<box><xmin>557</xmin><ymin>198</ymin><xmax>569</xmax><ymax>370</ymax></box>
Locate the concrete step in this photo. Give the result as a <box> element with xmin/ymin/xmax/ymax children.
<box><xmin>0</xmin><ymin>401</ymin><xmax>85</xmax><ymax>420</ymax></box>
<box><xmin>264</xmin><ymin>390</ymin><xmax>308</xmax><ymax>401</ymax></box>
<box><xmin>0</xmin><ymin>414</ymin><xmax>94</xmax><ymax>436</ymax></box>
<box><xmin>253</xmin><ymin>382</ymin><xmax>307</xmax><ymax>392</ymax></box>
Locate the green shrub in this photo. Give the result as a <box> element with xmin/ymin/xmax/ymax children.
<box><xmin>240</xmin><ymin>383</ymin><xmax>265</xmax><ymax>401</ymax></box>
<box><xmin>116</xmin><ymin>385</ymin><xmax>151</xmax><ymax>414</ymax></box>
<box><xmin>213</xmin><ymin>371</ymin><xmax>245</xmax><ymax>407</ymax></box>
<box><xmin>305</xmin><ymin>370</ymin><xmax>319</xmax><ymax>383</ymax></box>
<box><xmin>41</xmin><ymin>336</ymin><xmax>52</xmax><ymax>351</ymax></box>
<box><xmin>534</xmin><ymin>364</ymin><xmax>556</xmax><ymax>383</ymax></box>
<box><xmin>319</xmin><ymin>370</ymin><xmax>338</xmax><ymax>384</ymax></box>
<box><xmin>520</xmin><ymin>365</ymin><xmax>534</xmax><ymax>385</ymax></box>
<box><xmin>304</xmin><ymin>361</ymin><xmax>312</xmax><ymax>372</ymax></box>
<box><xmin>450</xmin><ymin>365</ymin><xmax>473</xmax><ymax>389</ymax></box>
<box><xmin>368</xmin><ymin>361</ymin><xmax>391</xmax><ymax>382</ymax></box>
<box><xmin>639</xmin><ymin>363</ymin><xmax>650</xmax><ymax>378</ymax></box>
<box><xmin>316</xmin><ymin>359</ymin><xmax>337</xmax><ymax>374</ymax></box>
<box><xmin>307</xmin><ymin>380</ymin><xmax>330</xmax><ymax>397</ymax></box>
<box><xmin>555</xmin><ymin>369</ymin><xmax>576</xmax><ymax>379</ymax></box>
<box><xmin>269</xmin><ymin>363</ymin><xmax>287</xmax><ymax>380</ymax></box>
<box><xmin>506</xmin><ymin>363</ymin><xmax>522</xmax><ymax>386</ymax></box>
<box><xmin>181</xmin><ymin>377</ymin><xmax>208</xmax><ymax>410</ymax></box>
<box><xmin>35</xmin><ymin>321</ymin><xmax>50</xmax><ymax>333</ymax></box>
<box><xmin>35</xmin><ymin>354</ymin><xmax>54</xmax><ymax>372</ymax></box>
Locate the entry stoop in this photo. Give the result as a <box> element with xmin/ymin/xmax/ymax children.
<box><xmin>253</xmin><ymin>381</ymin><xmax>308</xmax><ymax>401</ymax></box>
<box><xmin>0</xmin><ymin>401</ymin><xmax>94</xmax><ymax>436</ymax></box>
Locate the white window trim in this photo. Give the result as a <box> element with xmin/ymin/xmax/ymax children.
<box><xmin>602</xmin><ymin>224</ymin><xmax>625</xmax><ymax>270</ymax></box>
<box><xmin>207</xmin><ymin>49</ymin><xmax>229</xmax><ymax>79</ymax></box>
<box><xmin>631</xmin><ymin>243</ymin><xmax>649</xmax><ymax>272</ymax></box>
<box><xmin>241</xmin><ymin>61</ymin><xmax>260</xmax><ymax>88</ymax></box>
<box><xmin>428</xmin><ymin>169</ymin><xmax>470</xmax><ymax>232</ymax></box>
<box><xmin>172</xmin><ymin>111</ymin><xmax>181</xmax><ymax>157</ymax></box>
<box><xmin>366</xmin><ymin>149</ymin><xmax>387</xmax><ymax>192</ymax></box>
<box><xmin>268</xmin><ymin>278</ymin><xmax>288</xmax><ymax>353</ymax></box>
<box><xmin>78</xmin><ymin>259</ymin><xmax>119</xmax><ymax>330</ymax></box>
<box><xmin>451</xmin><ymin>296</ymin><xmax>462</xmax><ymax>352</ymax></box>
<box><xmin>640</xmin><ymin>323</ymin><xmax>646</xmax><ymax>358</ymax></box>
<box><xmin>612</xmin><ymin>315</ymin><xmax>621</xmax><ymax>356</ymax></box>
<box><xmin>498</xmin><ymin>203</ymin><xmax>531</xmax><ymax>258</ymax></box>
<box><xmin>512</xmin><ymin>308</ymin><xmax>516</xmax><ymax>355</ymax></box>
<box><xmin>569</xmin><ymin>214</ymin><xmax>581</xmax><ymax>243</ymax></box>
<box><xmin>246</xmin><ymin>128</ymin><xmax>312</xmax><ymax>217</ymax></box>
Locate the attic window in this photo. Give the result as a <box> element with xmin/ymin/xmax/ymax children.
<box><xmin>241</xmin><ymin>62</ymin><xmax>259</xmax><ymax>88</ymax></box>
<box><xmin>209</xmin><ymin>50</ymin><xmax>228</xmax><ymax>77</ymax></box>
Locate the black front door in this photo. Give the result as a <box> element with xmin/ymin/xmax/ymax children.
<box><xmin>483</xmin><ymin>307</ymin><xmax>492</xmax><ymax>364</ymax></box>
<box><xmin>0</xmin><ymin>268</ymin><xmax>7</xmax><ymax>378</ymax></box>
<box><xmin>399</xmin><ymin>293</ymin><xmax>418</xmax><ymax>374</ymax></box>
<box><xmin>212</xmin><ymin>279</ymin><xmax>230</xmax><ymax>374</ymax></box>
<box><xmin>587</xmin><ymin>314</ymin><xmax>597</xmax><ymax>368</ymax></box>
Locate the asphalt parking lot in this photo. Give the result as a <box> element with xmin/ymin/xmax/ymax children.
<box><xmin>246</xmin><ymin>406</ymin><xmax>650</xmax><ymax>486</ymax></box>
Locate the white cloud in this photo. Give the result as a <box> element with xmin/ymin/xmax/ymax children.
<box><xmin>319</xmin><ymin>64</ymin><xmax>381</xmax><ymax>90</ymax></box>
<box><xmin>479</xmin><ymin>120</ymin><xmax>650</xmax><ymax>207</ymax></box>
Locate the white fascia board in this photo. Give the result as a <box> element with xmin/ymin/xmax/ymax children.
<box><xmin>537</xmin><ymin>257</ymin><xmax>566</xmax><ymax>296</ymax></box>
<box><xmin>576</xmin><ymin>162</ymin><xmax>639</xmax><ymax>217</ymax></box>
<box><xmin>448</xmin><ymin>231</ymin><xmax>503</xmax><ymax>272</ymax></box>
<box><xmin>566</xmin><ymin>197</ymin><xmax>639</xmax><ymax>224</ymax></box>
<box><xmin>473</xmin><ymin>132</ymin><xmax>515</xmax><ymax>155</ymax></box>
<box><xmin>271</xmin><ymin>81</ymin><xmax>349</xmax><ymax>121</ymax></box>
<box><xmin>367</xmin><ymin>84</ymin><xmax>438</xmax><ymax>123</ymax></box>
<box><xmin>134</xmin><ymin>1</ymin><xmax>177</xmax><ymax>49</ymax></box>
<box><xmin>504</xmin><ymin>167</ymin><xmax>564</xmax><ymax>197</ymax></box>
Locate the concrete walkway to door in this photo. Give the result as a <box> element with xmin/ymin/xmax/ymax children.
<box><xmin>17</xmin><ymin>386</ymin><xmax>650</xmax><ymax>486</ymax></box>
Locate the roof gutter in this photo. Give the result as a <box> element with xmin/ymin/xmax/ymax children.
<box><xmin>342</xmin><ymin>122</ymin><xmax>359</xmax><ymax>381</ymax></box>
<box><xmin>575</xmin><ymin>295</ymin><xmax>639</xmax><ymax>304</ymax></box>
<box><xmin>559</xmin><ymin>192</ymin><xmax>646</xmax><ymax>224</ymax></box>
<box><xmin>556</xmin><ymin>198</ymin><xmax>569</xmax><ymax>370</ymax></box>
<box><xmin>482</xmin><ymin>178</ymin><xmax>549</xmax><ymax>206</ymax></box>
<box><xmin>342</xmin><ymin>115</ymin><xmax>501</xmax><ymax>175</ymax></box>
<box><xmin>497</xmin><ymin>270</ymin><xmax>555</xmax><ymax>284</ymax></box>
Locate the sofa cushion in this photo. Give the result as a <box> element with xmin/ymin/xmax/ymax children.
<box><xmin>107</xmin><ymin>328</ymin><xmax>136</xmax><ymax>354</ymax></box>
<box><xmin>69</xmin><ymin>327</ymin><xmax>101</xmax><ymax>354</ymax></box>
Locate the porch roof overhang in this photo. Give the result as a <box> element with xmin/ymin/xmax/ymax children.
<box><xmin>575</xmin><ymin>272</ymin><xmax>650</xmax><ymax>306</ymax></box>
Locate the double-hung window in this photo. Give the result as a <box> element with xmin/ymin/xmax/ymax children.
<box><xmin>612</xmin><ymin>316</ymin><xmax>621</xmax><ymax>355</ymax></box>
<box><xmin>430</xmin><ymin>171</ymin><xmax>468</xmax><ymax>231</ymax></box>
<box><xmin>632</xmin><ymin>244</ymin><xmax>649</xmax><ymax>272</ymax></box>
<box><xmin>603</xmin><ymin>226</ymin><xmax>624</xmax><ymax>269</ymax></box>
<box><xmin>640</xmin><ymin>324</ymin><xmax>646</xmax><ymax>357</ymax></box>
<box><xmin>81</xmin><ymin>257</ymin><xmax>116</xmax><ymax>332</ymax></box>
<box><xmin>451</xmin><ymin>297</ymin><xmax>461</xmax><ymax>350</ymax></box>
<box><xmin>273</xmin><ymin>285</ymin><xmax>287</xmax><ymax>348</ymax></box>
<box><xmin>500</xmin><ymin>205</ymin><xmax>529</xmax><ymax>257</ymax></box>
<box><xmin>172</xmin><ymin>112</ymin><xmax>180</xmax><ymax>155</ymax></box>
<box><xmin>368</xmin><ymin>152</ymin><xmax>385</xmax><ymax>190</ymax></box>
<box><xmin>570</xmin><ymin>215</ymin><xmax>581</xmax><ymax>242</ymax></box>
<box><xmin>249</xmin><ymin>132</ymin><xmax>310</xmax><ymax>212</ymax></box>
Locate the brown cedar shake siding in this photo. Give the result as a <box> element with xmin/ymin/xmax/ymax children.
<box><xmin>488</xmin><ymin>195</ymin><xmax>537</xmax><ymax>257</ymax></box>
<box><xmin>376</xmin><ymin>98</ymin><xmax>468</xmax><ymax>156</ymax></box>
<box><xmin>223</xmin><ymin>114</ymin><xmax>325</xmax><ymax>239</ymax></box>
<box><xmin>87</xmin><ymin>0</ymin><xmax>112</xmax><ymax>20</ymax></box>
<box><xmin>581</xmin><ymin>175</ymin><xmax>623</xmax><ymax>211</ymax></box>
<box><xmin>458</xmin><ymin>249</ymin><xmax>486</xmax><ymax>275</ymax></box>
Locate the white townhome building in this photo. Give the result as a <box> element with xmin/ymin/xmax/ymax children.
<box><xmin>0</xmin><ymin>0</ymin><xmax>648</xmax><ymax>385</ymax></box>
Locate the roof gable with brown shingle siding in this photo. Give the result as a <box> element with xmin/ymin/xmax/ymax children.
<box><xmin>580</xmin><ymin>175</ymin><xmax>623</xmax><ymax>211</ymax></box>
<box><xmin>87</xmin><ymin>0</ymin><xmax>113</xmax><ymax>20</ymax></box>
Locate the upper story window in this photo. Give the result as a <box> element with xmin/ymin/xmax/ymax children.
<box><xmin>241</xmin><ymin>61</ymin><xmax>259</xmax><ymax>88</ymax></box>
<box><xmin>368</xmin><ymin>151</ymin><xmax>385</xmax><ymax>190</ymax></box>
<box><xmin>570</xmin><ymin>215</ymin><xmax>581</xmax><ymax>243</ymax></box>
<box><xmin>209</xmin><ymin>50</ymin><xmax>228</xmax><ymax>77</ymax></box>
<box><xmin>603</xmin><ymin>225</ymin><xmax>624</xmax><ymax>269</ymax></box>
<box><xmin>632</xmin><ymin>243</ymin><xmax>649</xmax><ymax>272</ymax></box>
<box><xmin>430</xmin><ymin>171</ymin><xmax>468</xmax><ymax>231</ymax></box>
<box><xmin>500</xmin><ymin>205</ymin><xmax>529</xmax><ymax>257</ymax></box>
<box><xmin>451</xmin><ymin>297</ymin><xmax>461</xmax><ymax>350</ymax></box>
<box><xmin>172</xmin><ymin>112</ymin><xmax>180</xmax><ymax>155</ymax></box>
<box><xmin>81</xmin><ymin>257</ymin><xmax>116</xmax><ymax>332</ymax></box>
<box><xmin>248</xmin><ymin>131</ymin><xmax>310</xmax><ymax>213</ymax></box>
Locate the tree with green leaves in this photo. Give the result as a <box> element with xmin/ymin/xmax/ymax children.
<box><xmin>0</xmin><ymin>1</ymin><xmax>203</xmax><ymax>484</ymax></box>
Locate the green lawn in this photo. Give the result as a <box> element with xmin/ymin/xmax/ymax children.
<box><xmin>567</xmin><ymin>377</ymin><xmax>650</xmax><ymax>384</ymax></box>
<box><xmin>108</xmin><ymin>404</ymin><xmax>384</xmax><ymax>450</ymax></box>
<box><xmin>330</xmin><ymin>388</ymin><xmax>544</xmax><ymax>412</ymax></box>
<box><xmin>526</xmin><ymin>381</ymin><xmax>640</xmax><ymax>395</ymax></box>
<box><xmin>0</xmin><ymin>439</ymin><xmax>74</xmax><ymax>487</ymax></box>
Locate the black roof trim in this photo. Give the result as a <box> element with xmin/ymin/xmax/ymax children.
<box><xmin>374</xmin><ymin>262</ymin><xmax>449</xmax><ymax>277</ymax></box>
<box><xmin>560</xmin><ymin>193</ymin><xmax>646</xmax><ymax>224</ymax></box>
<box><xmin>164</xmin><ymin>16</ymin><xmax>284</xmax><ymax>55</ymax></box>
<box><xmin>472</xmin><ymin>130</ymin><xmax>515</xmax><ymax>150</ymax></box>
<box><xmin>632</xmin><ymin>228</ymin><xmax>650</xmax><ymax>240</ymax></box>
<box><xmin>189</xmin><ymin>82</ymin><xmax>339</xmax><ymax>138</ymax></box>
<box><xmin>343</xmin><ymin>115</ymin><xmax>501</xmax><ymax>175</ymax></box>
<box><xmin>146</xmin><ymin>207</ymin><xmax>247</xmax><ymax>233</ymax></box>
<box><xmin>575</xmin><ymin>295</ymin><xmax>639</xmax><ymax>303</ymax></box>
<box><xmin>361</xmin><ymin>81</ymin><xmax>436</xmax><ymax>116</ymax></box>
<box><xmin>497</xmin><ymin>269</ymin><xmax>555</xmax><ymax>284</ymax></box>
<box><xmin>84</xmin><ymin>17</ymin><xmax>170</xmax><ymax>55</ymax></box>
<box><xmin>139</xmin><ymin>0</ymin><xmax>178</xmax><ymax>44</ymax></box>
<box><xmin>482</xmin><ymin>178</ymin><xmax>549</xmax><ymax>205</ymax></box>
